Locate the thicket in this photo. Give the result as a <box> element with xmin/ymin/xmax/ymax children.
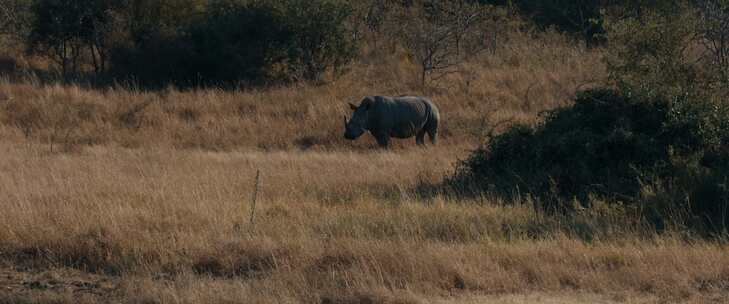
<box><xmin>110</xmin><ymin>0</ymin><xmax>358</xmax><ymax>87</ymax></box>
<box><xmin>4</xmin><ymin>0</ymin><xmax>358</xmax><ymax>87</ymax></box>
<box><xmin>479</xmin><ymin>0</ymin><xmax>606</xmax><ymax>45</ymax></box>
<box><xmin>1</xmin><ymin>0</ymin><xmax>675</xmax><ymax>86</ymax></box>
<box><xmin>4</xmin><ymin>0</ymin><xmax>512</xmax><ymax>87</ymax></box>
<box><xmin>479</xmin><ymin>0</ymin><xmax>676</xmax><ymax>46</ymax></box>
<box><xmin>452</xmin><ymin>2</ymin><xmax>729</xmax><ymax>235</ymax></box>
<box><xmin>4</xmin><ymin>0</ymin><xmax>683</xmax><ymax>86</ymax></box>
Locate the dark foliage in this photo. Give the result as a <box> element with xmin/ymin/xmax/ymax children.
<box><xmin>28</xmin><ymin>0</ymin><xmax>117</xmax><ymax>76</ymax></box>
<box><xmin>480</xmin><ymin>0</ymin><xmax>667</xmax><ymax>45</ymax></box>
<box><xmin>279</xmin><ymin>0</ymin><xmax>358</xmax><ymax>81</ymax></box>
<box><xmin>478</xmin><ymin>0</ymin><xmax>605</xmax><ymax>45</ymax></box>
<box><xmin>451</xmin><ymin>88</ymin><xmax>729</xmax><ymax>234</ymax></box>
<box><xmin>109</xmin><ymin>0</ymin><xmax>357</xmax><ymax>87</ymax></box>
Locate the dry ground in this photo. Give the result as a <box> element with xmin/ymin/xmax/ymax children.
<box><xmin>2</xmin><ymin>31</ymin><xmax>728</xmax><ymax>303</ymax></box>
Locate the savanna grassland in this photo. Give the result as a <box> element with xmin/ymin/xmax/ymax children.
<box><xmin>1</xmin><ymin>27</ymin><xmax>729</xmax><ymax>304</ymax></box>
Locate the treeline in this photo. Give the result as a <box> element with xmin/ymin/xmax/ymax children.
<box><xmin>1</xmin><ymin>0</ymin><xmax>359</xmax><ymax>87</ymax></box>
<box><xmin>0</xmin><ymin>0</ymin><xmax>726</xmax><ymax>88</ymax></box>
<box><xmin>0</xmin><ymin>0</ymin><xmax>514</xmax><ymax>87</ymax></box>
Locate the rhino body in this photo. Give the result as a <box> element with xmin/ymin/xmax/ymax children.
<box><xmin>344</xmin><ymin>95</ymin><xmax>440</xmax><ymax>148</ymax></box>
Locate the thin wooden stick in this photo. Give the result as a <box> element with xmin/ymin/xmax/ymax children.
<box><xmin>249</xmin><ymin>169</ymin><xmax>261</xmax><ymax>231</ymax></box>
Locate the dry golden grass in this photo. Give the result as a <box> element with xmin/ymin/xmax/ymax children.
<box><xmin>1</xmin><ymin>143</ymin><xmax>728</xmax><ymax>303</ymax></box>
<box><xmin>2</xmin><ymin>31</ymin><xmax>726</xmax><ymax>303</ymax></box>
<box><xmin>0</xmin><ymin>31</ymin><xmax>602</xmax><ymax>152</ymax></box>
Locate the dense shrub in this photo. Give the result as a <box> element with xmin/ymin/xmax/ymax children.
<box><xmin>603</xmin><ymin>1</ymin><xmax>707</xmax><ymax>99</ymax></box>
<box><xmin>450</xmin><ymin>88</ymin><xmax>729</xmax><ymax>234</ymax></box>
<box><xmin>108</xmin><ymin>30</ymin><xmax>193</xmax><ymax>87</ymax></box>
<box><xmin>277</xmin><ymin>0</ymin><xmax>358</xmax><ymax>81</ymax></box>
<box><xmin>450</xmin><ymin>1</ymin><xmax>729</xmax><ymax>236</ymax></box>
<box><xmin>480</xmin><ymin>0</ymin><xmax>672</xmax><ymax>46</ymax></box>
<box><xmin>478</xmin><ymin>0</ymin><xmax>605</xmax><ymax>45</ymax></box>
<box><xmin>188</xmin><ymin>1</ymin><xmax>291</xmax><ymax>83</ymax></box>
<box><xmin>109</xmin><ymin>0</ymin><xmax>357</xmax><ymax>87</ymax></box>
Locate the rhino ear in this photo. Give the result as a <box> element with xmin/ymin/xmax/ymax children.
<box><xmin>349</xmin><ymin>102</ymin><xmax>358</xmax><ymax>110</ymax></box>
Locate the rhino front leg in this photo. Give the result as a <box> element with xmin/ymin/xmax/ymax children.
<box><xmin>373</xmin><ymin>132</ymin><xmax>390</xmax><ymax>148</ymax></box>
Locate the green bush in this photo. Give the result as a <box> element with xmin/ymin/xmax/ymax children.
<box><xmin>479</xmin><ymin>0</ymin><xmax>670</xmax><ymax>46</ymax></box>
<box><xmin>450</xmin><ymin>88</ymin><xmax>729</xmax><ymax>234</ymax></box>
<box><xmin>277</xmin><ymin>0</ymin><xmax>358</xmax><ymax>81</ymax></box>
<box><xmin>478</xmin><ymin>0</ymin><xmax>605</xmax><ymax>45</ymax></box>
<box><xmin>109</xmin><ymin>0</ymin><xmax>357</xmax><ymax>87</ymax></box>
<box><xmin>450</xmin><ymin>1</ymin><xmax>729</xmax><ymax>236</ymax></box>
<box><xmin>603</xmin><ymin>1</ymin><xmax>705</xmax><ymax>98</ymax></box>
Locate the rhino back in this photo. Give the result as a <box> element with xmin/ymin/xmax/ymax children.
<box><xmin>368</xmin><ymin>96</ymin><xmax>433</xmax><ymax>135</ymax></box>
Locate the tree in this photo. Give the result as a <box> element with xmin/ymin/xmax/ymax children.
<box><xmin>351</xmin><ymin>0</ymin><xmax>404</xmax><ymax>49</ymax></box>
<box><xmin>27</xmin><ymin>0</ymin><xmax>117</xmax><ymax>76</ymax></box>
<box><xmin>697</xmin><ymin>0</ymin><xmax>729</xmax><ymax>84</ymax></box>
<box><xmin>279</xmin><ymin>0</ymin><xmax>358</xmax><ymax>81</ymax></box>
<box><xmin>0</xmin><ymin>0</ymin><xmax>31</xmax><ymax>36</ymax></box>
<box><xmin>359</xmin><ymin>0</ymin><xmax>390</xmax><ymax>47</ymax></box>
<box><xmin>603</xmin><ymin>1</ymin><xmax>702</xmax><ymax>98</ymax></box>
<box><xmin>391</xmin><ymin>0</ymin><xmax>499</xmax><ymax>87</ymax></box>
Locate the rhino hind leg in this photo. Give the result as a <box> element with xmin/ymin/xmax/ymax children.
<box><xmin>427</xmin><ymin>127</ymin><xmax>438</xmax><ymax>145</ymax></box>
<box><xmin>425</xmin><ymin>110</ymin><xmax>439</xmax><ymax>145</ymax></box>
<box><xmin>416</xmin><ymin>130</ymin><xmax>426</xmax><ymax>146</ymax></box>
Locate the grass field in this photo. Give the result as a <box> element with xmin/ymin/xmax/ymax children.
<box><xmin>2</xmin><ymin>31</ymin><xmax>728</xmax><ymax>303</ymax></box>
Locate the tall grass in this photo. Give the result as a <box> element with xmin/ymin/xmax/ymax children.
<box><xmin>0</xmin><ymin>30</ymin><xmax>602</xmax><ymax>152</ymax></box>
<box><xmin>1</xmin><ymin>143</ymin><xmax>728</xmax><ymax>303</ymax></box>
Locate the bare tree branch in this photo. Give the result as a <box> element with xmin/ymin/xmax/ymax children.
<box><xmin>389</xmin><ymin>0</ymin><xmax>502</xmax><ymax>87</ymax></box>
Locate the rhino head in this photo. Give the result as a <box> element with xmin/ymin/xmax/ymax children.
<box><xmin>344</xmin><ymin>97</ymin><xmax>372</xmax><ymax>140</ymax></box>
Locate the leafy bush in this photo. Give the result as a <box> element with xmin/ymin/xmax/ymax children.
<box><xmin>187</xmin><ymin>1</ymin><xmax>290</xmax><ymax>83</ymax></box>
<box><xmin>478</xmin><ymin>0</ymin><xmax>605</xmax><ymax>45</ymax></box>
<box><xmin>109</xmin><ymin>0</ymin><xmax>357</xmax><ymax>87</ymax></box>
<box><xmin>277</xmin><ymin>0</ymin><xmax>358</xmax><ymax>81</ymax></box>
<box><xmin>451</xmin><ymin>1</ymin><xmax>729</xmax><ymax>236</ymax></box>
<box><xmin>450</xmin><ymin>88</ymin><xmax>729</xmax><ymax>234</ymax></box>
<box><xmin>479</xmin><ymin>0</ymin><xmax>672</xmax><ymax>46</ymax></box>
<box><xmin>108</xmin><ymin>31</ymin><xmax>185</xmax><ymax>87</ymax></box>
<box><xmin>603</xmin><ymin>1</ymin><xmax>706</xmax><ymax>98</ymax></box>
